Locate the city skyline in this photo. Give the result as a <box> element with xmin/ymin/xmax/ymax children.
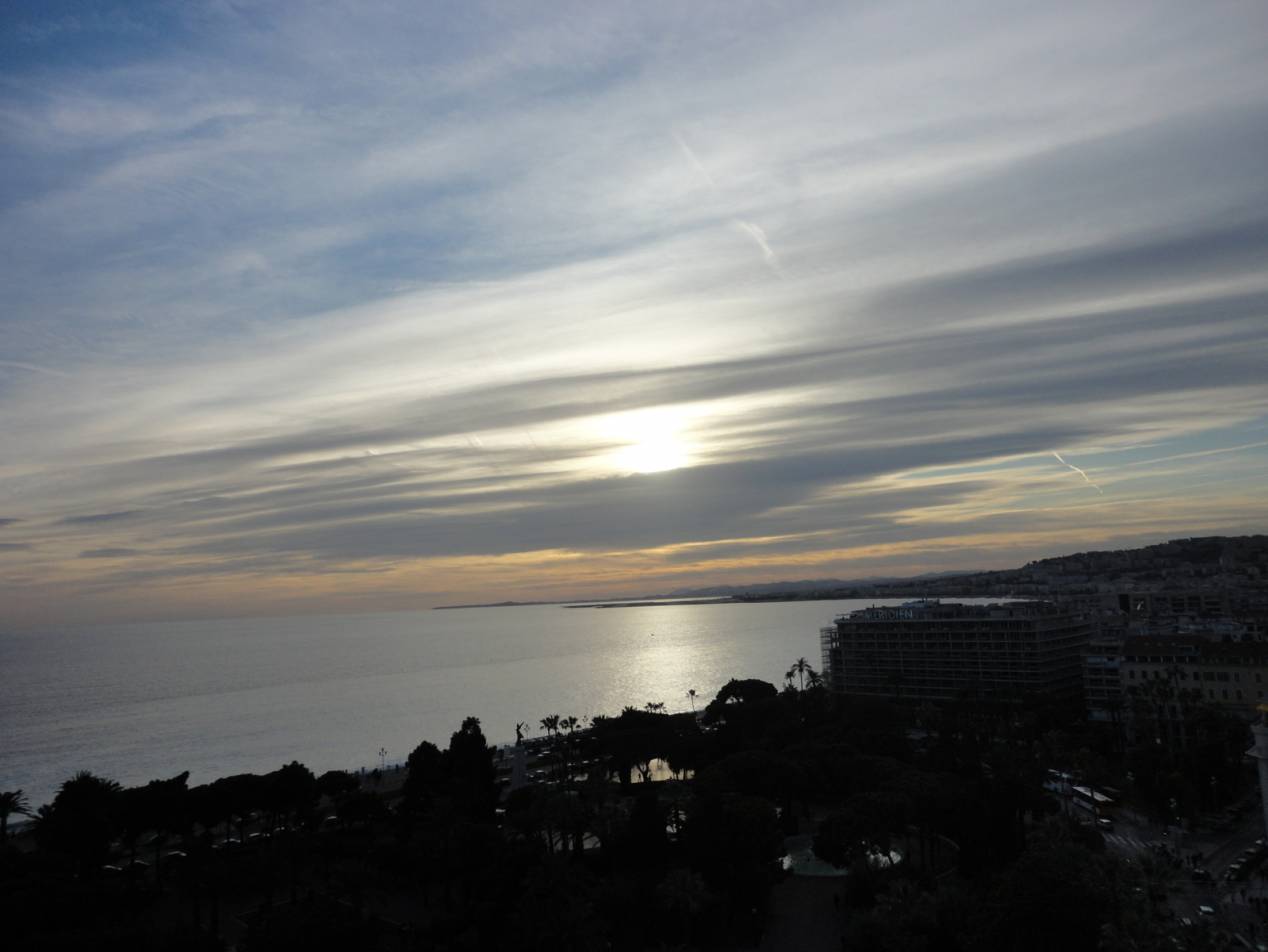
<box><xmin>3</xmin><ymin>0</ymin><xmax>1268</xmax><ymax>625</ymax></box>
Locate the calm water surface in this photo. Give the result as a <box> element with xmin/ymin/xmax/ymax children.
<box><xmin>2</xmin><ymin>598</ymin><xmax>919</xmax><ymax>807</ymax></box>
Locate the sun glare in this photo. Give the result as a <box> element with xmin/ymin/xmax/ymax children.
<box><xmin>605</xmin><ymin>409</ymin><xmax>694</xmax><ymax>474</ymax></box>
<box><xmin>615</xmin><ymin>434</ymin><xmax>690</xmax><ymax>473</ymax></box>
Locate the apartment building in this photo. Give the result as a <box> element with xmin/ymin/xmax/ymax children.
<box><xmin>1121</xmin><ymin>636</ymin><xmax>1268</xmax><ymax>713</ymax></box>
<box><xmin>819</xmin><ymin>600</ymin><xmax>1089</xmax><ymax>703</ymax></box>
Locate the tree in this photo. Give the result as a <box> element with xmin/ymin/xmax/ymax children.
<box><xmin>511</xmin><ymin>861</ymin><xmax>607</xmax><ymax>952</ymax></box>
<box><xmin>592</xmin><ymin>708</ymin><xmax>676</xmax><ymax>791</ymax></box>
<box><xmin>812</xmin><ymin>792</ymin><xmax>908</xmax><ymax>869</ymax></box>
<box><xmin>786</xmin><ymin>657</ymin><xmax>814</xmax><ymax>692</ymax></box>
<box><xmin>316</xmin><ymin>769</ymin><xmax>359</xmax><ymax>803</ymax></box>
<box><xmin>786</xmin><ymin>654</ymin><xmax>816</xmax><ymax>694</ymax></box>
<box><xmin>136</xmin><ymin>771</ymin><xmax>191</xmax><ymax>886</ymax></box>
<box><xmin>702</xmin><ymin>678</ymin><xmax>779</xmax><ymax>727</ymax></box>
<box><xmin>266</xmin><ymin>761</ymin><xmax>318</xmax><ymax>827</ymax></box>
<box><xmin>557</xmin><ymin>716</ymin><xmax>583</xmax><ymax>784</ymax></box>
<box><xmin>982</xmin><ymin>839</ymin><xmax>1115</xmax><ymax>951</ymax></box>
<box><xmin>403</xmin><ymin>739</ymin><xmax>446</xmax><ymax>808</ymax></box>
<box><xmin>210</xmin><ymin>773</ymin><xmax>267</xmax><ymax>843</ymax></box>
<box><xmin>656</xmin><ymin>868</ymin><xmax>711</xmax><ymax>946</ymax></box>
<box><xmin>715</xmin><ymin>678</ymin><xmax>777</xmax><ymax>704</ymax></box>
<box><xmin>687</xmin><ymin>689</ymin><xmax>698</xmax><ymax>712</ymax></box>
<box><xmin>446</xmin><ymin>716</ymin><xmax>498</xmax><ymax>820</ymax></box>
<box><xmin>541</xmin><ymin>714</ymin><xmax>562</xmax><ymax>739</ymax></box>
<box><xmin>35</xmin><ymin>770</ymin><xmax>123</xmax><ymax>873</ymax></box>
<box><xmin>0</xmin><ymin>789</ymin><xmax>30</xmax><ymax>840</ymax></box>
<box><xmin>685</xmin><ymin>794</ymin><xmax>781</xmax><ymax>916</ymax></box>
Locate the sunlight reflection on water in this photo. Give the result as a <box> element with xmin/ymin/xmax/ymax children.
<box><xmin>3</xmin><ymin>598</ymin><xmax>987</xmax><ymax>806</ymax></box>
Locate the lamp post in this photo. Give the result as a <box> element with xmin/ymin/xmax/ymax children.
<box><xmin>1168</xmin><ymin>797</ymin><xmax>1182</xmax><ymax>851</ymax></box>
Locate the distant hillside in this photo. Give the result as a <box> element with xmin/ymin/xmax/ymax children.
<box><xmin>665</xmin><ymin>571</ymin><xmax>973</xmax><ymax>599</ymax></box>
<box><xmin>1020</xmin><ymin>535</ymin><xmax>1268</xmax><ymax>580</ymax></box>
<box><xmin>704</xmin><ymin>535</ymin><xmax>1268</xmax><ymax>604</ymax></box>
<box><xmin>436</xmin><ymin>536</ymin><xmax>1267</xmax><ymax>609</ymax></box>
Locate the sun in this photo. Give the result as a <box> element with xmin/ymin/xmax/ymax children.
<box><xmin>614</xmin><ymin>433</ymin><xmax>690</xmax><ymax>473</ymax></box>
<box><xmin>605</xmin><ymin>408</ymin><xmax>694</xmax><ymax>474</ymax></box>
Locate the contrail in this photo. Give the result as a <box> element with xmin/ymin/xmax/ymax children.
<box><xmin>673</xmin><ymin>130</ymin><xmax>783</xmax><ymax>275</ymax></box>
<box><xmin>672</xmin><ymin>132</ymin><xmax>716</xmax><ymax>187</ymax></box>
<box><xmin>0</xmin><ymin>360</ymin><xmax>72</xmax><ymax>378</ymax></box>
<box><xmin>1052</xmin><ymin>451</ymin><xmax>1103</xmax><ymax>494</ymax></box>
<box><xmin>734</xmin><ymin>220</ymin><xmax>780</xmax><ymax>270</ymax></box>
<box><xmin>362</xmin><ymin>448</ymin><xmax>412</xmax><ymax>474</ymax></box>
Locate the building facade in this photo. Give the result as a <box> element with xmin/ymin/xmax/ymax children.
<box><xmin>1084</xmin><ymin>638</ymin><xmax>1124</xmax><ymax>722</ymax></box>
<box><xmin>820</xmin><ymin>600</ymin><xmax>1089</xmax><ymax>703</ymax></box>
<box><xmin>1120</xmin><ymin>637</ymin><xmax>1268</xmax><ymax>713</ymax></box>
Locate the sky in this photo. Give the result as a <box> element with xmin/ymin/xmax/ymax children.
<box><xmin>2</xmin><ymin>0</ymin><xmax>1267</xmax><ymax>626</ymax></box>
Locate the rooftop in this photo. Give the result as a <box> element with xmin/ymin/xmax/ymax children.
<box><xmin>836</xmin><ymin>600</ymin><xmax>1069</xmax><ymax>623</ymax></box>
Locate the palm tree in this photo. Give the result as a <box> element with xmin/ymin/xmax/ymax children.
<box><xmin>0</xmin><ymin>789</ymin><xmax>30</xmax><ymax>840</ymax></box>
<box><xmin>805</xmin><ymin>668</ymin><xmax>823</xmax><ymax>690</ymax></box>
<box><xmin>788</xmin><ymin>657</ymin><xmax>811</xmax><ymax>692</ymax></box>
<box><xmin>645</xmin><ymin>701</ymin><xmax>665</xmax><ymax>713</ymax></box>
<box><xmin>687</xmin><ymin>689</ymin><xmax>698</xmax><ymax>712</ymax></box>
<box><xmin>35</xmin><ymin>771</ymin><xmax>123</xmax><ymax>873</ymax></box>
<box><xmin>540</xmin><ymin>714</ymin><xmax>561</xmax><ymax>739</ymax></box>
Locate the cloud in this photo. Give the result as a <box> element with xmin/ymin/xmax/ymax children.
<box><xmin>59</xmin><ymin>510</ymin><xmax>142</xmax><ymax>525</ymax></box>
<box><xmin>0</xmin><ymin>361</ymin><xmax>72</xmax><ymax>379</ymax></box>
<box><xmin>1</xmin><ymin>0</ymin><xmax>1267</xmax><ymax>621</ymax></box>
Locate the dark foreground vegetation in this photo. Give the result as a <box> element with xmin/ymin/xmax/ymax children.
<box><xmin>1</xmin><ymin>666</ymin><xmax>1257</xmax><ymax>951</ymax></box>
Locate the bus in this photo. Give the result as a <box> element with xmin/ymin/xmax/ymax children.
<box><xmin>1071</xmin><ymin>784</ymin><xmax>1115</xmax><ymax>819</ymax></box>
<box><xmin>1044</xmin><ymin>769</ymin><xmax>1073</xmax><ymax>795</ymax></box>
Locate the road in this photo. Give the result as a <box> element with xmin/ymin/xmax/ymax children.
<box><xmin>1102</xmin><ymin>808</ymin><xmax>1268</xmax><ymax>947</ymax></box>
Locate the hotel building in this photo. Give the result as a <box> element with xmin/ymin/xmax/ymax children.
<box><xmin>820</xmin><ymin>600</ymin><xmax>1089</xmax><ymax>703</ymax></box>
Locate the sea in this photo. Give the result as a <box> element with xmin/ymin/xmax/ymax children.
<box><xmin>1</xmin><ymin>597</ymin><xmax>947</xmax><ymax>810</ymax></box>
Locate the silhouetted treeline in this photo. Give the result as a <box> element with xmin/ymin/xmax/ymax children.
<box><xmin>1</xmin><ymin>670</ymin><xmax>1252</xmax><ymax>950</ymax></box>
